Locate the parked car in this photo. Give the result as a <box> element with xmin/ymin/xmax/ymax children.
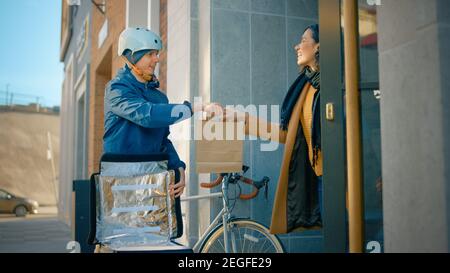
<box><xmin>0</xmin><ymin>189</ymin><xmax>39</xmax><ymax>217</ymax></box>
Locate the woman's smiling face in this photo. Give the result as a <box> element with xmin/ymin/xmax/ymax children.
<box><xmin>295</xmin><ymin>29</ymin><xmax>320</xmax><ymax>69</ymax></box>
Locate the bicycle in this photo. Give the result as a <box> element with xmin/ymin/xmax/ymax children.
<box><xmin>180</xmin><ymin>166</ymin><xmax>285</xmax><ymax>253</ymax></box>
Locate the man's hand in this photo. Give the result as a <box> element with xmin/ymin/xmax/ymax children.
<box><xmin>192</xmin><ymin>102</ymin><xmax>205</xmax><ymax>113</ymax></box>
<box><xmin>223</xmin><ymin>107</ymin><xmax>247</xmax><ymax>122</ymax></box>
<box><xmin>192</xmin><ymin>102</ymin><xmax>224</xmax><ymax>120</ymax></box>
<box><xmin>170</xmin><ymin>167</ymin><xmax>186</xmax><ymax>198</ymax></box>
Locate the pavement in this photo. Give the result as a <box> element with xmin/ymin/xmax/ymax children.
<box><xmin>0</xmin><ymin>206</ymin><xmax>73</xmax><ymax>253</ymax></box>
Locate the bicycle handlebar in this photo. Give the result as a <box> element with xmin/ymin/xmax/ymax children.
<box><xmin>200</xmin><ymin>175</ymin><xmax>224</xmax><ymax>189</ymax></box>
<box><xmin>200</xmin><ymin>172</ymin><xmax>269</xmax><ymax>201</ymax></box>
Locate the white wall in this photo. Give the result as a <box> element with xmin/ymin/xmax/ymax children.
<box><xmin>195</xmin><ymin>0</ymin><xmax>213</xmax><ymax>246</ymax></box>
<box><xmin>74</xmin><ymin>66</ymin><xmax>89</xmax><ymax>180</ymax></box>
<box><xmin>167</xmin><ymin>0</ymin><xmax>192</xmax><ymax>246</ymax></box>
<box><xmin>126</xmin><ymin>0</ymin><xmax>160</xmax><ymax>31</ymax></box>
<box><xmin>148</xmin><ymin>0</ymin><xmax>160</xmax><ymax>34</ymax></box>
<box><xmin>126</xmin><ymin>0</ymin><xmax>148</xmax><ymax>28</ymax></box>
<box><xmin>59</xmin><ymin>53</ymin><xmax>75</xmax><ymax>228</ymax></box>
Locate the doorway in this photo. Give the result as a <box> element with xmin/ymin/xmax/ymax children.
<box><xmin>319</xmin><ymin>0</ymin><xmax>383</xmax><ymax>252</ymax></box>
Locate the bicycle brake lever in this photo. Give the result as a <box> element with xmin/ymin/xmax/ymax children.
<box><xmin>262</xmin><ymin>176</ymin><xmax>269</xmax><ymax>200</ymax></box>
<box><xmin>264</xmin><ymin>181</ymin><xmax>268</xmax><ymax>200</ymax></box>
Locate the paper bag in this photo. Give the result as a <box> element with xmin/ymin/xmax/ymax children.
<box><xmin>195</xmin><ymin>119</ymin><xmax>245</xmax><ymax>173</ymax></box>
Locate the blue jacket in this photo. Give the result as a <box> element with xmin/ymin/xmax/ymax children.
<box><xmin>103</xmin><ymin>65</ymin><xmax>192</xmax><ymax>170</ymax></box>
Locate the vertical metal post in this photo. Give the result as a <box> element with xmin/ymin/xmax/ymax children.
<box><xmin>343</xmin><ymin>0</ymin><xmax>365</xmax><ymax>253</ymax></box>
<box><xmin>9</xmin><ymin>93</ymin><xmax>14</xmax><ymax>109</ymax></box>
<box><xmin>47</xmin><ymin>131</ymin><xmax>59</xmax><ymax>204</ymax></box>
<box><xmin>5</xmin><ymin>84</ymin><xmax>9</xmax><ymax>106</ymax></box>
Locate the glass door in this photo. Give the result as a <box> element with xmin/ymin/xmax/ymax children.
<box><xmin>356</xmin><ymin>0</ymin><xmax>383</xmax><ymax>252</ymax></box>
<box><xmin>319</xmin><ymin>0</ymin><xmax>383</xmax><ymax>252</ymax></box>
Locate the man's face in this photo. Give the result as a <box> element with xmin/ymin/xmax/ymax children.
<box><xmin>135</xmin><ymin>50</ymin><xmax>160</xmax><ymax>75</ymax></box>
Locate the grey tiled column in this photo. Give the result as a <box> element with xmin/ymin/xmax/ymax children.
<box><xmin>378</xmin><ymin>0</ymin><xmax>450</xmax><ymax>252</ymax></box>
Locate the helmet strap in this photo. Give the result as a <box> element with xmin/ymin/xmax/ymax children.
<box><xmin>122</xmin><ymin>56</ymin><xmax>153</xmax><ymax>82</ymax></box>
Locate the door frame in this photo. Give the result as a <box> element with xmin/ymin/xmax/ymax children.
<box><xmin>319</xmin><ymin>0</ymin><xmax>348</xmax><ymax>253</ymax></box>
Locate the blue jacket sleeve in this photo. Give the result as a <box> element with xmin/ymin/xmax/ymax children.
<box><xmin>106</xmin><ymin>83</ymin><xmax>192</xmax><ymax>128</ymax></box>
<box><xmin>162</xmin><ymin>128</ymin><xmax>186</xmax><ymax>170</ymax></box>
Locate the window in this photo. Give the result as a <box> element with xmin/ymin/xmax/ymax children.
<box><xmin>77</xmin><ymin>16</ymin><xmax>89</xmax><ymax>62</ymax></box>
<box><xmin>60</xmin><ymin>0</ymin><xmax>75</xmax><ymax>61</ymax></box>
<box><xmin>0</xmin><ymin>190</ymin><xmax>9</xmax><ymax>199</ymax></box>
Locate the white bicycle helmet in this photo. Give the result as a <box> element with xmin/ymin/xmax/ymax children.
<box><xmin>118</xmin><ymin>27</ymin><xmax>163</xmax><ymax>56</ymax></box>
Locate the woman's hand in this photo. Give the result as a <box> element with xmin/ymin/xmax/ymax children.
<box><xmin>203</xmin><ymin>103</ymin><xmax>224</xmax><ymax>119</ymax></box>
<box><xmin>223</xmin><ymin>107</ymin><xmax>247</xmax><ymax>122</ymax></box>
<box><xmin>170</xmin><ymin>167</ymin><xmax>186</xmax><ymax>198</ymax></box>
<box><xmin>193</xmin><ymin>102</ymin><xmax>224</xmax><ymax>117</ymax></box>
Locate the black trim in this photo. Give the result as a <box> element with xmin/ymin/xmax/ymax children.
<box><xmin>87</xmin><ymin>172</ymin><xmax>99</xmax><ymax>245</ymax></box>
<box><xmin>172</xmin><ymin>168</ymin><xmax>184</xmax><ymax>239</ymax></box>
<box><xmin>340</xmin><ymin>82</ymin><xmax>380</xmax><ymax>91</ymax></box>
<box><xmin>100</xmin><ymin>153</ymin><xmax>169</xmax><ymax>163</ymax></box>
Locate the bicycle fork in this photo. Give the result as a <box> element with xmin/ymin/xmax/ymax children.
<box><xmin>221</xmin><ymin>175</ymin><xmax>240</xmax><ymax>253</ymax></box>
<box><xmin>222</xmin><ymin>175</ymin><xmax>231</xmax><ymax>253</ymax></box>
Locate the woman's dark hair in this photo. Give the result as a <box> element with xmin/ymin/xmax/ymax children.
<box><xmin>304</xmin><ymin>24</ymin><xmax>319</xmax><ymax>43</ymax></box>
<box><xmin>303</xmin><ymin>24</ymin><xmax>320</xmax><ymax>70</ymax></box>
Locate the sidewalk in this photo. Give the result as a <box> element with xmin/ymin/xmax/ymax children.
<box><xmin>0</xmin><ymin>206</ymin><xmax>72</xmax><ymax>253</ymax></box>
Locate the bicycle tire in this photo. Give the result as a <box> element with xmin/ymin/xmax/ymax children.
<box><xmin>199</xmin><ymin>219</ymin><xmax>284</xmax><ymax>253</ymax></box>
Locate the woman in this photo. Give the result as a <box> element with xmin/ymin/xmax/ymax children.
<box><xmin>230</xmin><ymin>24</ymin><xmax>322</xmax><ymax>234</ymax></box>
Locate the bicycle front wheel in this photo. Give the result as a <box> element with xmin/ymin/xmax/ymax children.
<box><xmin>200</xmin><ymin>219</ymin><xmax>284</xmax><ymax>253</ymax></box>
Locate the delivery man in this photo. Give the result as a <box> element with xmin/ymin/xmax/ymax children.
<box><xmin>103</xmin><ymin>27</ymin><xmax>221</xmax><ymax>198</ymax></box>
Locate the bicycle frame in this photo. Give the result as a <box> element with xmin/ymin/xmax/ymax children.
<box><xmin>180</xmin><ymin>174</ymin><xmax>233</xmax><ymax>253</ymax></box>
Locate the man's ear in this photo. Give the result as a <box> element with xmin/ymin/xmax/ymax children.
<box><xmin>315</xmin><ymin>43</ymin><xmax>320</xmax><ymax>53</ymax></box>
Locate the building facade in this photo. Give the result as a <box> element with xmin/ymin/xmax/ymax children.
<box><xmin>59</xmin><ymin>0</ymin><xmax>92</xmax><ymax>230</ymax></box>
<box><xmin>60</xmin><ymin>0</ymin><xmax>450</xmax><ymax>252</ymax></box>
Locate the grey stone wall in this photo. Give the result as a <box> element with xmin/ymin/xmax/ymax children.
<box><xmin>378</xmin><ymin>0</ymin><xmax>450</xmax><ymax>252</ymax></box>
<box><xmin>210</xmin><ymin>0</ymin><xmax>320</xmax><ymax>253</ymax></box>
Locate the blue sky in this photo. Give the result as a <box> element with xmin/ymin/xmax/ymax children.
<box><xmin>0</xmin><ymin>1</ymin><xmax>63</xmax><ymax>107</ymax></box>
